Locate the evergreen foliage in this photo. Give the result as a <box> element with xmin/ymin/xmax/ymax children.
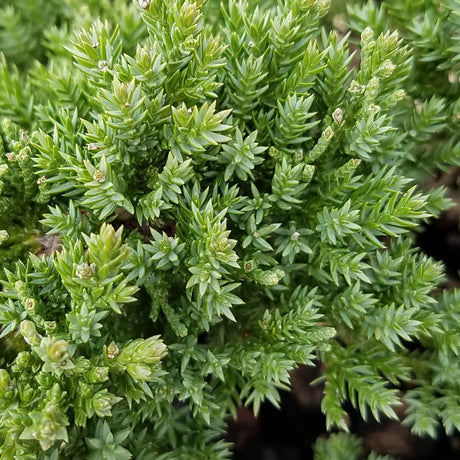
<box><xmin>313</xmin><ymin>432</ymin><xmax>397</xmax><ymax>460</ymax></box>
<box><xmin>0</xmin><ymin>0</ymin><xmax>459</xmax><ymax>457</ymax></box>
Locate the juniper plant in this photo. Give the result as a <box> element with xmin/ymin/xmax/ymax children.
<box><xmin>0</xmin><ymin>0</ymin><xmax>459</xmax><ymax>458</ymax></box>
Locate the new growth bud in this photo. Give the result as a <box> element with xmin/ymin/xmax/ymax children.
<box><xmin>25</xmin><ymin>298</ymin><xmax>36</xmax><ymax>312</ymax></box>
<box><xmin>106</xmin><ymin>341</ymin><xmax>120</xmax><ymax>360</ymax></box>
<box><xmin>332</xmin><ymin>108</ymin><xmax>343</xmax><ymax>125</ymax></box>
<box><xmin>291</xmin><ymin>232</ymin><xmax>300</xmax><ymax>241</ymax></box>
<box><xmin>380</xmin><ymin>60</ymin><xmax>396</xmax><ymax>77</ymax></box>
<box><xmin>348</xmin><ymin>80</ymin><xmax>365</xmax><ymax>95</ymax></box>
<box><xmin>98</xmin><ymin>60</ymin><xmax>109</xmax><ymax>72</ymax></box>
<box><xmin>324</xmin><ymin>126</ymin><xmax>334</xmax><ymax>140</ymax></box>
<box><xmin>45</xmin><ymin>321</ymin><xmax>57</xmax><ymax>335</ymax></box>
<box><xmin>138</xmin><ymin>0</ymin><xmax>151</xmax><ymax>9</ymax></box>
<box><xmin>361</xmin><ymin>27</ymin><xmax>374</xmax><ymax>45</ymax></box>
<box><xmin>75</xmin><ymin>262</ymin><xmax>96</xmax><ymax>279</ymax></box>
<box><xmin>366</xmin><ymin>104</ymin><xmax>381</xmax><ymax>115</ymax></box>
<box><xmin>34</xmin><ymin>337</ymin><xmax>74</xmax><ymax>376</ymax></box>
<box><xmin>0</xmin><ymin>230</ymin><xmax>8</xmax><ymax>244</ymax></box>
<box><xmin>48</xmin><ymin>340</ymin><xmax>69</xmax><ymax>362</ymax></box>
<box><xmin>93</xmin><ymin>170</ymin><xmax>105</xmax><ymax>183</ymax></box>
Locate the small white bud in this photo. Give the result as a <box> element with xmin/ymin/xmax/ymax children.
<box><xmin>106</xmin><ymin>341</ymin><xmax>120</xmax><ymax>359</ymax></box>
<box><xmin>98</xmin><ymin>60</ymin><xmax>109</xmax><ymax>72</ymax></box>
<box><xmin>291</xmin><ymin>232</ymin><xmax>300</xmax><ymax>241</ymax></box>
<box><xmin>332</xmin><ymin>108</ymin><xmax>343</xmax><ymax>125</ymax></box>
<box><xmin>265</xmin><ymin>273</ymin><xmax>280</xmax><ymax>285</ymax></box>
<box><xmin>0</xmin><ymin>230</ymin><xmax>8</xmax><ymax>243</ymax></box>
<box><xmin>366</xmin><ymin>104</ymin><xmax>381</xmax><ymax>115</ymax></box>
<box><xmin>75</xmin><ymin>262</ymin><xmax>96</xmax><ymax>279</ymax></box>
<box><xmin>323</xmin><ymin>126</ymin><xmax>334</xmax><ymax>140</ymax></box>
<box><xmin>25</xmin><ymin>298</ymin><xmax>36</xmax><ymax>311</ymax></box>
<box><xmin>380</xmin><ymin>60</ymin><xmax>396</xmax><ymax>77</ymax></box>
<box><xmin>93</xmin><ymin>170</ymin><xmax>106</xmax><ymax>183</ymax></box>
<box><xmin>263</xmin><ymin>269</ymin><xmax>284</xmax><ymax>286</ymax></box>
<box><xmin>138</xmin><ymin>0</ymin><xmax>151</xmax><ymax>8</ymax></box>
<box><xmin>393</xmin><ymin>89</ymin><xmax>406</xmax><ymax>101</ymax></box>
<box><xmin>348</xmin><ymin>80</ymin><xmax>365</xmax><ymax>95</ymax></box>
<box><xmin>361</xmin><ymin>27</ymin><xmax>374</xmax><ymax>45</ymax></box>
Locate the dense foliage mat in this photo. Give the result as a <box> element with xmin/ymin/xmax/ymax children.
<box><xmin>0</xmin><ymin>0</ymin><xmax>459</xmax><ymax>458</ymax></box>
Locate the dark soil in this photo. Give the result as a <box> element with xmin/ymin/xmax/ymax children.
<box><xmin>228</xmin><ymin>365</ymin><xmax>460</xmax><ymax>459</ymax></box>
